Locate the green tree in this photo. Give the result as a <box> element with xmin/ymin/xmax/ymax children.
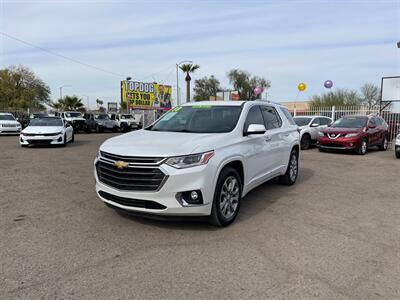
<box><xmin>51</xmin><ymin>95</ymin><xmax>84</xmax><ymax>110</ymax></box>
<box><xmin>227</xmin><ymin>69</ymin><xmax>271</xmax><ymax>100</ymax></box>
<box><xmin>309</xmin><ymin>89</ymin><xmax>362</xmax><ymax>108</ymax></box>
<box><xmin>193</xmin><ymin>75</ymin><xmax>221</xmax><ymax>101</ymax></box>
<box><xmin>0</xmin><ymin>65</ymin><xmax>50</xmax><ymax>110</ymax></box>
<box><xmin>179</xmin><ymin>63</ymin><xmax>200</xmax><ymax>102</ymax></box>
<box><xmin>360</xmin><ymin>83</ymin><xmax>380</xmax><ymax>110</ymax></box>
<box><xmin>96</xmin><ymin>98</ymin><xmax>104</xmax><ymax>107</ymax></box>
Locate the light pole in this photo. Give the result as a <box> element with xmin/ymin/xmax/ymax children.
<box><xmin>82</xmin><ymin>95</ymin><xmax>90</xmax><ymax>111</ymax></box>
<box><xmin>176</xmin><ymin>60</ymin><xmax>192</xmax><ymax>106</ymax></box>
<box><xmin>59</xmin><ymin>84</ymin><xmax>71</xmax><ymax>100</ymax></box>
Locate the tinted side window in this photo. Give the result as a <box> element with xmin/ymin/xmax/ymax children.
<box><xmin>244</xmin><ymin>106</ymin><xmax>264</xmax><ymax>132</ymax></box>
<box><xmin>281</xmin><ymin>107</ymin><xmax>296</xmax><ymax>125</ymax></box>
<box><xmin>374</xmin><ymin>117</ymin><xmax>382</xmax><ymax>125</ymax></box>
<box><xmin>261</xmin><ymin>106</ymin><xmax>282</xmax><ymax>129</ymax></box>
<box><xmin>318</xmin><ymin>118</ymin><xmax>328</xmax><ymax>125</ymax></box>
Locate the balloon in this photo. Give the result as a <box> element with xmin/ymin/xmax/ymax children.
<box><xmin>253</xmin><ymin>87</ymin><xmax>263</xmax><ymax>95</ymax></box>
<box><xmin>297</xmin><ymin>83</ymin><xmax>306</xmax><ymax>92</ymax></box>
<box><xmin>324</xmin><ymin>80</ymin><xmax>333</xmax><ymax>89</ymax></box>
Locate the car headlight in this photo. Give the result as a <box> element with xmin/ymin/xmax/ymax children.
<box><xmin>318</xmin><ymin>132</ymin><xmax>325</xmax><ymax>136</ymax></box>
<box><xmin>345</xmin><ymin>133</ymin><xmax>358</xmax><ymax>138</ymax></box>
<box><xmin>166</xmin><ymin>151</ymin><xmax>215</xmax><ymax>169</ymax></box>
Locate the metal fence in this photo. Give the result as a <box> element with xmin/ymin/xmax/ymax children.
<box><xmin>291</xmin><ymin>106</ymin><xmax>400</xmax><ymax>147</ymax></box>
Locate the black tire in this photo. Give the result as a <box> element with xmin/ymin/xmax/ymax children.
<box><xmin>300</xmin><ymin>134</ymin><xmax>311</xmax><ymax>150</ymax></box>
<box><xmin>209</xmin><ymin>167</ymin><xmax>242</xmax><ymax>227</ymax></box>
<box><xmin>357</xmin><ymin>138</ymin><xmax>367</xmax><ymax>155</ymax></box>
<box><xmin>396</xmin><ymin>151</ymin><xmax>400</xmax><ymax>159</ymax></box>
<box><xmin>62</xmin><ymin>133</ymin><xmax>67</xmax><ymax>147</ymax></box>
<box><xmin>378</xmin><ymin>135</ymin><xmax>388</xmax><ymax>151</ymax></box>
<box><xmin>279</xmin><ymin>149</ymin><xmax>299</xmax><ymax>185</ymax></box>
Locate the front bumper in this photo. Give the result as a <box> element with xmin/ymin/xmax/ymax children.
<box><xmin>317</xmin><ymin>136</ymin><xmax>361</xmax><ymax>150</ymax></box>
<box><xmin>0</xmin><ymin>127</ymin><xmax>22</xmax><ymax>134</ymax></box>
<box><xmin>20</xmin><ymin>134</ymin><xmax>64</xmax><ymax>145</ymax></box>
<box><xmin>94</xmin><ymin>157</ymin><xmax>215</xmax><ymax>216</ymax></box>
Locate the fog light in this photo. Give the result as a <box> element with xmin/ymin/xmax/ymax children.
<box><xmin>57</xmin><ymin>136</ymin><xmax>62</xmax><ymax>142</ymax></box>
<box><xmin>176</xmin><ymin>190</ymin><xmax>203</xmax><ymax>206</ymax></box>
<box><xmin>190</xmin><ymin>191</ymin><xmax>199</xmax><ymax>201</ymax></box>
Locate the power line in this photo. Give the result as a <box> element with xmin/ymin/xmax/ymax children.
<box><xmin>0</xmin><ymin>31</ymin><xmax>127</xmax><ymax>78</ymax></box>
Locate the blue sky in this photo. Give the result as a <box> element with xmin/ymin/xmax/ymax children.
<box><xmin>0</xmin><ymin>0</ymin><xmax>399</xmax><ymax>108</ymax></box>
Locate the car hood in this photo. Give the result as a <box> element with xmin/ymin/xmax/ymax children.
<box><xmin>22</xmin><ymin>126</ymin><xmax>64</xmax><ymax>134</ymax></box>
<box><xmin>100</xmin><ymin>130</ymin><xmax>229</xmax><ymax>157</ymax></box>
<box><xmin>0</xmin><ymin>120</ymin><xmax>20</xmax><ymax>125</ymax></box>
<box><xmin>322</xmin><ymin>127</ymin><xmax>362</xmax><ymax>134</ymax></box>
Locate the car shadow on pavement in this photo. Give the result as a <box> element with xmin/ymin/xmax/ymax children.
<box><xmin>236</xmin><ymin>167</ymin><xmax>315</xmax><ymax>224</ymax></box>
<box><xmin>110</xmin><ymin>167</ymin><xmax>314</xmax><ymax>230</ymax></box>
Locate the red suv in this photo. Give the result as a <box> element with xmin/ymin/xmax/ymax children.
<box><xmin>317</xmin><ymin>115</ymin><xmax>388</xmax><ymax>155</ymax></box>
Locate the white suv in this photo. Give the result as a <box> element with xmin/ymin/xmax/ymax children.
<box><xmin>95</xmin><ymin>101</ymin><xmax>300</xmax><ymax>226</ymax></box>
<box><xmin>293</xmin><ymin>116</ymin><xmax>332</xmax><ymax>149</ymax></box>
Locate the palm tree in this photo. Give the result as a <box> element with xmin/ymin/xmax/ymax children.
<box><xmin>50</xmin><ymin>95</ymin><xmax>84</xmax><ymax>111</ymax></box>
<box><xmin>179</xmin><ymin>63</ymin><xmax>200</xmax><ymax>102</ymax></box>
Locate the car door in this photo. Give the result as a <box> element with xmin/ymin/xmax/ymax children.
<box><xmin>367</xmin><ymin>118</ymin><xmax>378</xmax><ymax>145</ymax></box>
<box><xmin>242</xmin><ymin>105</ymin><xmax>272</xmax><ymax>187</ymax></box>
<box><xmin>260</xmin><ymin>105</ymin><xmax>287</xmax><ymax>171</ymax></box>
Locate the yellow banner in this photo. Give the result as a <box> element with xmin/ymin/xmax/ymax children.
<box><xmin>121</xmin><ymin>81</ymin><xmax>172</xmax><ymax>110</ymax></box>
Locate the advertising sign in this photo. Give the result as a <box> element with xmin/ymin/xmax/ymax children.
<box><xmin>107</xmin><ymin>102</ymin><xmax>118</xmax><ymax>112</ymax></box>
<box><xmin>121</xmin><ymin>81</ymin><xmax>172</xmax><ymax>110</ymax></box>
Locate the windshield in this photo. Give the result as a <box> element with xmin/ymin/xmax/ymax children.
<box><xmin>96</xmin><ymin>114</ymin><xmax>109</xmax><ymax>120</ymax></box>
<box><xmin>65</xmin><ymin>112</ymin><xmax>82</xmax><ymax>118</ymax></box>
<box><xmin>294</xmin><ymin>117</ymin><xmax>312</xmax><ymax>126</ymax></box>
<box><xmin>29</xmin><ymin>118</ymin><xmax>63</xmax><ymax>127</ymax></box>
<box><xmin>0</xmin><ymin>114</ymin><xmax>15</xmax><ymax>121</ymax></box>
<box><xmin>149</xmin><ymin>105</ymin><xmax>242</xmax><ymax>133</ymax></box>
<box><xmin>332</xmin><ymin>117</ymin><xmax>367</xmax><ymax>128</ymax></box>
<box><xmin>120</xmin><ymin>114</ymin><xmax>133</xmax><ymax>119</ymax></box>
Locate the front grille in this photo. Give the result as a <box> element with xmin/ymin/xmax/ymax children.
<box><xmin>96</xmin><ymin>161</ymin><xmax>167</xmax><ymax>191</ymax></box>
<box><xmin>28</xmin><ymin>140</ymin><xmax>52</xmax><ymax>145</ymax></box>
<box><xmin>99</xmin><ymin>191</ymin><xmax>166</xmax><ymax>209</ymax></box>
<box><xmin>320</xmin><ymin>143</ymin><xmax>345</xmax><ymax>148</ymax></box>
<box><xmin>24</xmin><ymin>133</ymin><xmax>59</xmax><ymax>137</ymax></box>
<box><xmin>100</xmin><ymin>151</ymin><xmax>164</xmax><ymax>165</ymax></box>
<box><xmin>2</xmin><ymin>124</ymin><xmax>18</xmax><ymax>128</ymax></box>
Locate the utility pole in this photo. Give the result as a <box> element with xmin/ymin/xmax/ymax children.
<box><xmin>59</xmin><ymin>84</ymin><xmax>71</xmax><ymax>100</ymax></box>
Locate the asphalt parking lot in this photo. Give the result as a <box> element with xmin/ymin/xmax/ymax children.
<box><xmin>1</xmin><ymin>133</ymin><xmax>399</xmax><ymax>299</ymax></box>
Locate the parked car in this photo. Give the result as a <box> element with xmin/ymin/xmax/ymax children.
<box><xmin>395</xmin><ymin>133</ymin><xmax>400</xmax><ymax>159</ymax></box>
<box><xmin>20</xmin><ymin>117</ymin><xmax>74</xmax><ymax>147</ymax></box>
<box><xmin>60</xmin><ymin>111</ymin><xmax>87</xmax><ymax>133</ymax></box>
<box><xmin>94</xmin><ymin>101</ymin><xmax>300</xmax><ymax>227</ymax></box>
<box><xmin>0</xmin><ymin>113</ymin><xmax>22</xmax><ymax>135</ymax></box>
<box><xmin>318</xmin><ymin>115</ymin><xmax>388</xmax><ymax>155</ymax></box>
<box><xmin>82</xmin><ymin>113</ymin><xmax>97</xmax><ymax>133</ymax></box>
<box><xmin>30</xmin><ymin>112</ymin><xmax>49</xmax><ymax>119</ymax></box>
<box><xmin>109</xmin><ymin>113</ymin><xmax>141</xmax><ymax>132</ymax></box>
<box><xmin>94</xmin><ymin>114</ymin><xmax>118</xmax><ymax>133</ymax></box>
<box><xmin>293</xmin><ymin>116</ymin><xmax>332</xmax><ymax>149</ymax></box>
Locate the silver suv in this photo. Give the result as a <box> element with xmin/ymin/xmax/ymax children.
<box><xmin>293</xmin><ymin>116</ymin><xmax>332</xmax><ymax>149</ymax></box>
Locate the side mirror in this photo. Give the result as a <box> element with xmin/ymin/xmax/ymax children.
<box><xmin>65</xmin><ymin>123</ymin><xmax>71</xmax><ymax>128</ymax></box>
<box><xmin>310</xmin><ymin>123</ymin><xmax>319</xmax><ymax>127</ymax></box>
<box><xmin>245</xmin><ymin>124</ymin><xmax>267</xmax><ymax>136</ymax></box>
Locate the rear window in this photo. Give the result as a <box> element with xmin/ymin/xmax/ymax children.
<box><xmin>293</xmin><ymin>117</ymin><xmax>312</xmax><ymax>126</ymax></box>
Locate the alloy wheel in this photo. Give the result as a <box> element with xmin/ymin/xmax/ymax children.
<box><xmin>219</xmin><ymin>176</ymin><xmax>240</xmax><ymax>219</ymax></box>
<box><xmin>289</xmin><ymin>153</ymin><xmax>298</xmax><ymax>182</ymax></box>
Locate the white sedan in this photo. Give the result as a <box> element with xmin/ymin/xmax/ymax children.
<box><xmin>20</xmin><ymin>117</ymin><xmax>74</xmax><ymax>147</ymax></box>
<box><xmin>0</xmin><ymin>113</ymin><xmax>22</xmax><ymax>134</ymax></box>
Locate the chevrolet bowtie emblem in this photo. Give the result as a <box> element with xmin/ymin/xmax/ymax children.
<box><xmin>114</xmin><ymin>161</ymin><xmax>128</xmax><ymax>169</ymax></box>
